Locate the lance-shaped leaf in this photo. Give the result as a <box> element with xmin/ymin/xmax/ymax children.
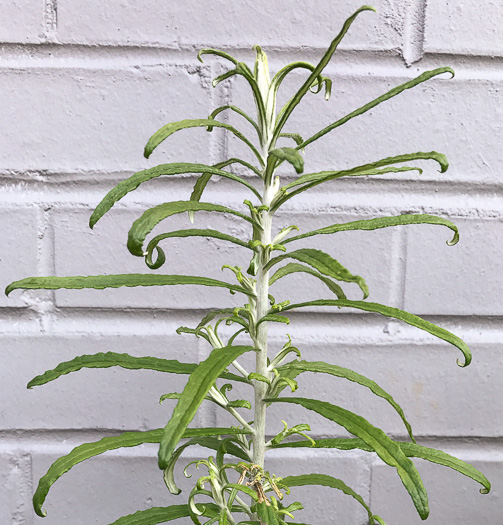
<box><xmin>274</xmin><ymin>299</ymin><xmax>471</xmax><ymax>366</ymax></box>
<box><xmin>208</xmin><ymin>105</ymin><xmax>261</xmax><ymax>137</ymax></box>
<box><xmin>269</xmin><ymin>262</ymin><xmax>347</xmax><ymax>300</ymax></box>
<box><xmin>272</xmin><ymin>438</ymin><xmax>490</xmax><ymax>495</ymax></box>
<box><xmin>255</xmin><ymin>501</ymin><xmax>280</xmax><ymax>525</ymax></box>
<box><xmin>297</xmin><ymin>67</ymin><xmax>455</xmax><ymax>151</ymax></box>
<box><xmin>27</xmin><ymin>352</ymin><xmax>249</xmax><ymax>388</ymax></box>
<box><xmin>272</xmin><ymin>5</ymin><xmax>376</xmax><ymax>143</ymax></box>
<box><xmin>269</xmin><ymin>147</ymin><xmax>304</xmax><ymax>174</ymax></box>
<box><xmin>127</xmin><ymin>201</ymin><xmax>256</xmax><ymax>258</ymax></box>
<box><xmin>267</xmin><ymin>397</ymin><xmax>429</xmax><ymax>519</ymax></box>
<box><xmin>145</xmin><ymin>229</ymin><xmax>250</xmax><ymax>270</ymax></box>
<box><xmin>281</xmin><ymin>474</ymin><xmax>385</xmax><ymax>525</ymax></box>
<box><xmin>270</xmin><ymin>62</ymin><xmax>331</xmax><ymax>103</ymax></box>
<box><xmin>90</xmin><ymin>163</ymin><xmax>260</xmax><ymax>228</ymax></box>
<box><xmin>6</xmin><ymin>274</ymin><xmax>254</xmax><ymax>299</ymax></box>
<box><xmin>276</xmin><ymin>360</ymin><xmax>415</xmax><ymax>441</ymax></box>
<box><xmin>284</xmin><ymin>214</ymin><xmax>459</xmax><ymax>246</ymax></box>
<box><xmin>144</xmin><ymin>119</ymin><xmax>263</xmax><ymax>166</ymax></box>
<box><xmin>266</xmin><ymin>249</ymin><xmax>368</xmax><ymax>299</ymax></box>
<box><xmin>158</xmin><ymin>345</ymin><xmax>256</xmax><ymax>469</ymax></box>
<box><xmin>33</xmin><ymin>428</ymin><xmax>250</xmax><ymax>517</ymax></box>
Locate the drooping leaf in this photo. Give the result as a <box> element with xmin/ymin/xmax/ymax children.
<box><xmin>276</xmin><ymin>360</ymin><xmax>415</xmax><ymax>441</ymax></box>
<box><xmin>269</xmin><ymin>262</ymin><xmax>346</xmax><ymax>300</ymax></box>
<box><xmin>274</xmin><ymin>299</ymin><xmax>471</xmax><ymax>366</ymax></box>
<box><xmin>298</xmin><ymin>67</ymin><xmax>455</xmax><ymax>150</ymax></box>
<box><xmin>267</xmin><ymin>397</ymin><xmax>429</xmax><ymax>519</ymax></box>
<box><xmin>272</xmin><ymin>438</ymin><xmax>491</xmax><ymax>494</ymax></box>
<box><xmin>279</xmin><ymin>132</ymin><xmax>305</xmax><ymax>148</ymax></box>
<box><xmin>208</xmin><ymin>105</ymin><xmax>261</xmax><ymax>137</ymax></box>
<box><xmin>272</xmin><ymin>5</ymin><xmax>376</xmax><ymax>142</ymax></box>
<box><xmin>284</xmin><ymin>214</ymin><xmax>459</xmax><ymax>246</ymax></box>
<box><xmin>107</xmin><ymin>504</ymin><xmax>192</xmax><ymax>525</ymax></box>
<box><xmin>27</xmin><ymin>352</ymin><xmax>249</xmax><ymax>388</ymax></box>
<box><xmin>269</xmin><ymin>147</ymin><xmax>304</xmax><ymax>174</ymax></box>
<box><xmin>89</xmin><ymin>163</ymin><xmax>261</xmax><ymax>228</ymax></box>
<box><xmin>33</xmin><ymin>428</ymin><xmax>249</xmax><ymax>517</ymax></box>
<box><xmin>266</xmin><ymin>249</ymin><xmax>368</xmax><ymax>299</ymax></box>
<box><xmin>143</xmin><ymin>119</ymin><xmax>263</xmax><ymax>166</ymax></box>
<box><xmin>158</xmin><ymin>345</ymin><xmax>256</xmax><ymax>469</ymax></box>
<box><xmin>6</xmin><ymin>274</ymin><xmax>254</xmax><ymax>299</ymax></box>
<box><xmin>281</xmin><ymin>473</ymin><xmax>384</xmax><ymax>525</ymax></box>
<box><xmin>127</xmin><ymin>201</ymin><xmax>257</xmax><ymax>257</ymax></box>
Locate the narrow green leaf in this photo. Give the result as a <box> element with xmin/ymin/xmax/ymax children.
<box><xmin>269</xmin><ymin>147</ymin><xmax>304</xmax><ymax>174</ymax></box>
<box><xmin>33</xmin><ymin>428</ymin><xmax>249</xmax><ymax>517</ymax></box>
<box><xmin>158</xmin><ymin>345</ymin><xmax>256</xmax><ymax>469</ymax></box>
<box><xmin>107</xmin><ymin>504</ymin><xmax>192</xmax><ymax>525</ymax></box>
<box><xmin>284</xmin><ymin>214</ymin><xmax>459</xmax><ymax>246</ymax></box>
<box><xmin>6</xmin><ymin>274</ymin><xmax>254</xmax><ymax>299</ymax></box>
<box><xmin>281</xmin><ymin>473</ymin><xmax>384</xmax><ymax>525</ymax></box>
<box><xmin>276</xmin><ymin>360</ymin><xmax>415</xmax><ymax>441</ymax></box>
<box><xmin>298</xmin><ymin>67</ymin><xmax>455</xmax><ymax>150</ymax></box>
<box><xmin>127</xmin><ymin>201</ymin><xmax>256</xmax><ymax>258</ymax></box>
<box><xmin>256</xmin><ymin>501</ymin><xmax>279</xmax><ymax>525</ymax></box>
<box><xmin>267</xmin><ymin>397</ymin><xmax>429</xmax><ymax>519</ymax></box>
<box><xmin>269</xmin><ymin>262</ymin><xmax>346</xmax><ymax>300</ymax></box>
<box><xmin>27</xmin><ymin>352</ymin><xmax>248</xmax><ymax>388</ymax></box>
<box><xmin>272</xmin><ymin>5</ymin><xmax>376</xmax><ymax>142</ymax></box>
<box><xmin>272</xmin><ymin>438</ymin><xmax>490</xmax><ymax>494</ymax></box>
<box><xmin>208</xmin><ymin>105</ymin><xmax>261</xmax><ymax>137</ymax></box>
<box><xmin>198</xmin><ymin>48</ymin><xmax>239</xmax><ymax>65</ymax></box>
<box><xmin>89</xmin><ymin>163</ymin><xmax>260</xmax><ymax>228</ymax></box>
<box><xmin>276</xmin><ymin>299</ymin><xmax>471</xmax><ymax>366</ymax></box>
<box><xmin>266</xmin><ymin>249</ymin><xmax>368</xmax><ymax>299</ymax></box>
<box><xmin>143</xmin><ymin>119</ymin><xmax>263</xmax><ymax>166</ymax></box>
<box><xmin>279</xmin><ymin>133</ymin><xmax>305</xmax><ymax>148</ymax></box>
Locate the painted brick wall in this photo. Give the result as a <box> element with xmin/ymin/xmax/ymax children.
<box><xmin>1</xmin><ymin>1</ymin><xmax>501</xmax><ymax>523</ymax></box>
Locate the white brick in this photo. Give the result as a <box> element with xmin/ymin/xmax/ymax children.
<box><xmin>404</xmin><ymin>219</ymin><xmax>503</xmax><ymax>316</ymax></box>
<box><xmin>0</xmin><ymin>334</ymin><xmax>208</xmax><ymax>430</ymax></box>
<box><xmin>0</xmin><ymin>0</ymin><xmax>44</xmax><ymax>43</ymax></box>
<box><xmin>57</xmin><ymin>0</ymin><xmax>401</xmax><ymax>50</ymax></box>
<box><xmin>0</xmin><ymin>67</ymin><xmax>212</xmax><ymax>172</ymax></box>
<box><xmin>424</xmin><ymin>1</ymin><xmax>503</xmax><ymax>56</ymax></box>
<box><xmin>370</xmin><ymin>451</ymin><xmax>502</xmax><ymax>524</ymax></box>
<box><xmin>1</xmin><ymin>207</ymin><xmax>39</xmax><ymax>308</ymax></box>
<box><xmin>0</xmin><ymin>452</ymin><xmax>33</xmax><ymax>525</ymax></box>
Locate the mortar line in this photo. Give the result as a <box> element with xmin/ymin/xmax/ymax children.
<box><xmin>402</xmin><ymin>0</ymin><xmax>428</xmax><ymax>66</ymax></box>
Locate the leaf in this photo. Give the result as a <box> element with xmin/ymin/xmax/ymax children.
<box><xmin>33</xmin><ymin>428</ymin><xmax>249</xmax><ymax>517</ymax></box>
<box><xmin>27</xmin><ymin>352</ymin><xmax>249</xmax><ymax>388</ymax></box>
<box><xmin>272</xmin><ymin>438</ymin><xmax>491</xmax><ymax>494</ymax></box>
<box><xmin>145</xmin><ymin>229</ymin><xmax>250</xmax><ymax>270</ymax></box>
<box><xmin>256</xmin><ymin>501</ymin><xmax>279</xmax><ymax>525</ymax></box>
<box><xmin>107</xmin><ymin>504</ymin><xmax>192</xmax><ymax>525</ymax></box>
<box><xmin>269</xmin><ymin>147</ymin><xmax>304</xmax><ymax>174</ymax></box>
<box><xmin>143</xmin><ymin>119</ymin><xmax>263</xmax><ymax>166</ymax></box>
<box><xmin>284</xmin><ymin>214</ymin><xmax>459</xmax><ymax>246</ymax></box>
<box><xmin>298</xmin><ymin>67</ymin><xmax>455</xmax><ymax>150</ymax></box>
<box><xmin>276</xmin><ymin>299</ymin><xmax>471</xmax><ymax>366</ymax></box>
<box><xmin>208</xmin><ymin>105</ymin><xmax>261</xmax><ymax>137</ymax></box>
<box><xmin>276</xmin><ymin>360</ymin><xmax>415</xmax><ymax>441</ymax></box>
<box><xmin>127</xmin><ymin>201</ymin><xmax>256</xmax><ymax>258</ymax></box>
<box><xmin>158</xmin><ymin>345</ymin><xmax>256</xmax><ymax>469</ymax></box>
<box><xmin>271</xmin><ymin>5</ymin><xmax>376</xmax><ymax>143</ymax></box>
<box><xmin>279</xmin><ymin>133</ymin><xmax>305</xmax><ymax>148</ymax></box>
<box><xmin>6</xmin><ymin>274</ymin><xmax>254</xmax><ymax>299</ymax></box>
<box><xmin>266</xmin><ymin>249</ymin><xmax>368</xmax><ymax>299</ymax></box>
<box><xmin>269</xmin><ymin>262</ymin><xmax>346</xmax><ymax>300</ymax></box>
<box><xmin>89</xmin><ymin>163</ymin><xmax>260</xmax><ymax>228</ymax></box>
<box><xmin>267</xmin><ymin>397</ymin><xmax>428</xmax><ymax>519</ymax></box>
<box><xmin>281</xmin><ymin>474</ymin><xmax>384</xmax><ymax>525</ymax></box>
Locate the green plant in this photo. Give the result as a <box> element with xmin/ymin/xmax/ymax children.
<box><xmin>6</xmin><ymin>5</ymin><xmax>490</xmax><ymax>524</ymax></box>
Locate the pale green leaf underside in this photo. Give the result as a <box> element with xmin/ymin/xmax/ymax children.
<box><xmin>277</xmin><ymin>360</ymin><xmax>414</xmax><ymax>441</ymax></box>
<box><xmin>269</xmin><ymin>262</ymin><xmax>346</xmax><ymax>299</ymax></box>
<box><xmin>143</xmin><ymin>118</ymin><xmax>263</xmax><ymax>166</ymax></box>
<box><xmin>273</xmin><ymin>438</ymin><xmax>490</xmax><ymax>494</ymax></box>
<box><xmin>284</xmin><ymin>214</ymin><xmax>459</xmax><ymax>246</ymax></box>
<box><xmin>275</xmin><ymin>299</ymin><xmax>471</xmax><ymax>366</ymax></box>
<box><xmin>33</xmin><ymin>428</ymin><xmax>249</xmax><ymax>517</ymax></box>
<box><xmin>281</xmin><ymin>473</ymin><xmax>384</xmax><ymax>525</ymax></box>
<box><xmin>266</xmin><ymin>249</ymin><xmax>368</xmax><ymax>299</ymax></box>
<box><xmin>127</xmin><ymin>201</ymin><xmax>255</xmax><ymax>257</ymax></box>
<box><xmin>89</xmin><ymin>163</ymin><xmax>260</xmax><ymax>228</ymax></box>
<box><xmin>269</xmin><ymin>147</ymin><xmax>304</xmax><ymax>174</ymax></box>
<box><xmin>5</xmin><ymin>274</ymin><xmax>254</xmax><ymax>299</ymax></box>
<box><xmin>267</xmin><ymin>397</ymin><xmax>429</xmax><ymax>519</ymax></box>
<box><xmin>27</xmin><ymin>351</ymin><xmax>249</xmax><ymax>388</ymax></box>
<box><xmin>158</xmin><ymin>345</ymin><xmax>255</xmax><ymax>469</ymax></box>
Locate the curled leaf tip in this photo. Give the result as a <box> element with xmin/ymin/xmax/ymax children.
<box><xmin>197</xmin><ymin>50</ymin><xmax>204</xmax><ymax>63</ymax></box>
<box><xmin>362</xmin><ymin>5</ymin><xmax>378</xmax><ymax>13</ymax></box>
<box><xmin>447</xmin><ymin>231</ymin><xmax>460</xmax><ymax>246</ymax></box>
<box><xmin>457</xmin><ymin>354</ymin><xmax>471</xmax><ymax>367</ymax></box>
<box><xmin>480</xmin><ymin>486</ymin><xmax>490</xmax><ymax>494</ymax></box>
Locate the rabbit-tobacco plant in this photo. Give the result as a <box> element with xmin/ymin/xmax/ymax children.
<box><xmin>6</xmin><ymin>6</ymin><xmax>491</xmax><ymax>525</ymax></box>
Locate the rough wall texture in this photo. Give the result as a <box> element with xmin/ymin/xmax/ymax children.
<box><xmin>1</xmin><ymin>1</ymin><xmax>502</xmax><ymax>524</ymax></box>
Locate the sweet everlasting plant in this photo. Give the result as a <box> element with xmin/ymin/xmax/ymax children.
<box><xmin>6</xmin><ymin>6</ymin><xmax>490</xmax><ymax>525</ymax></box>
